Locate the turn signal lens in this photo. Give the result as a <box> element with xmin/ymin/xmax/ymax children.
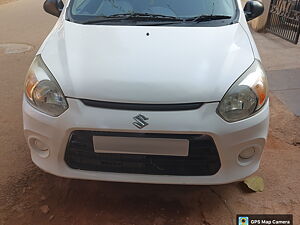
<box><xmin>25</xmin><ymin>71</ymin><xmax>38</xmax><ymax>101</ymax></box>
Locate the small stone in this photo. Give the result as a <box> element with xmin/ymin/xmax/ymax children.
<box><xmin>293</xmin><ymin>137</ymin><xmax>300</xmax><ymax>146</ymax></box>
<box><xmin>40</xmin><ymin>195</ymin><xmax>46</xmax><ymax>201</ymax></box>
<box><xmin>49</xmin><ymin>215</ymin><xmax>55</xmax><ymax>221</ymax></box>
<box><xmin>40</xmin><ymin>205</ymin><xmax>50</xmax><ymax>214</ymax></box>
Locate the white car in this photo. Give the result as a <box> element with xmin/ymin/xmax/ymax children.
<box><xmin>23</xmin><ymin>0</ymin><xmax>269</xmax><ymax>185</ymax></box>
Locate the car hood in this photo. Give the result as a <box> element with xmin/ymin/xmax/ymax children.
<box><xmin>40</xmin><ymin>21</ymin><xmax>254</xmax><ymax>103</ymax></box>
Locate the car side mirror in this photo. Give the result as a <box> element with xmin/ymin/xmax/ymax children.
<box><xmin>244</xmin><ymin>0</ymin><xmax>264</xmax><ymax>21</ymax></box>
<box><xmin>43</xmin><ymin>1</ymin><xmax>64</xmax><ymax>17</ymax></box>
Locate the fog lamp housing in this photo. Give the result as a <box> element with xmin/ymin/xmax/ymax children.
<box><xmin>239</xmin><ymin>147</ymin><xmax>256</xmax><ymax>160</ymax></box>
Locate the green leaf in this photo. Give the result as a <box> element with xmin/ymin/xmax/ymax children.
<box><xmin>244</xmin><ymin>176</ymin><xmax>264</xmax><ymax>192</ymax></box>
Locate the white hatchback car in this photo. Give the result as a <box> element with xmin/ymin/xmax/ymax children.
<box><xmin>23</xmin><ymin>0</ymin><xmax>269</xmax><ymax>185</ymax></box>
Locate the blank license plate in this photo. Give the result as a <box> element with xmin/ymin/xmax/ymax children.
<box><xmin>93</xmin><ymin>136</ymin><xmax>189</xmax><ymax>156</ymax></box>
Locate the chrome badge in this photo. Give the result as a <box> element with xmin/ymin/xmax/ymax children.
<box><xmin>132</xmin><ymin>114</ymin><xmax>149</xmax><ymax>129</ymax></box>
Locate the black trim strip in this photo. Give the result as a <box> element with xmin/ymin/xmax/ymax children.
<box><xmin>80</xmin><ymin>99</ymin><xmax>203</xmax><ymax>111</ymax></box>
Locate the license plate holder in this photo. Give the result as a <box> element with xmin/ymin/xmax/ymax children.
<box><xmin>93</xmin><ymin>136</ymin><xmax>189</xmax><ymax>156</ymax></box>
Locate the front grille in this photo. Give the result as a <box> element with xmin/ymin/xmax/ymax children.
<box><xmin>80</xmin><ymin>99</ymin><xmax>203</xmax><ymax>111</ymax></box>
<box><xmin>65</xmin><ymin>131</ymin><xmax>221</xmax><ymax>176</ymax></box>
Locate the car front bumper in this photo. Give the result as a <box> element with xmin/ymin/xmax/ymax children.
<box><xmin>23</xmin><ymin>97</ymin><xmax>269</xmax><ymax>185</ymax></box>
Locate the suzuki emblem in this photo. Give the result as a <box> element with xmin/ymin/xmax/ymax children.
<box><xmin>132</xmin><ymin>114</ymin><xmax>149</xmax><ymax>129</ymax></box>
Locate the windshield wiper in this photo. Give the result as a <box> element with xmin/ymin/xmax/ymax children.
<box><xmin>186</xmin><ymin>15</ymin><xmax>232</xmax><ymax>23</ymax></box>
<box><xmin>81</xmin><ymin>13</ymin><xmax>184</xmax><ymax>24</ymax></box>
<box><xmin>109</xmin><ymin>12</ymin><xmax>181</xmax><ymax>20</ymax></box>
<box><xmin>81</xmin><ymin>16</ymin><xmax>125</xmax><ymax>24</ymax></box>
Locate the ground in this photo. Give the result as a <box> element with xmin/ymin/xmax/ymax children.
<box><xmin>0</xmin><ymin>0</ymin><xmax>299</xmax><ymax>225</ymax></box>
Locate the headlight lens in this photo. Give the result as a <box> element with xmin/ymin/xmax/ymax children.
<box><xmin>24</xmin><ymin>55</ymin><xmax>68</xmax><ymax>117</ymax></box>
<box><xmin>217</xmin><ymin>60</ymin><xmax>268</xmax><ymax>122</ymax></box>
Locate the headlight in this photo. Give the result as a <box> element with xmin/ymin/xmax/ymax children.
<box><xmin>217</xmin><ymin>60</ymin><xmax>268</xmax><ymax>122</ymax></box>
<box><xmin>24</xmin><ymin>55</ymin><xmax>68</xmax><ymax>117</ymax></box>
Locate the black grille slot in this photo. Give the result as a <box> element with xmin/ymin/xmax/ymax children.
<box><xmin>65</xmin><ymin>131</ymin><xmax>221</xmax><ymax>176</ymax></box>
<box><xmin>80</xmin><ymin>99</ymin><xmax>203</xmax><ymax>111</ymax></box>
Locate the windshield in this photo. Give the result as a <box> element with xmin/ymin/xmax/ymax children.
<box><xmin>68</xmin><ymin>0</ymin><xmax>237</xmax><ymax>25</ymax></box>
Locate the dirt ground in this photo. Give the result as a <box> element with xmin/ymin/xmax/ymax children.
<box><xmin>0</xmin><ymin>0</ymin><xmax>15</xmax><ymax>5</ymax></box>
<box><xmin>0</xmin><ymin>0</ymin><xmax>300</xmax><ymax>224</ymax></box>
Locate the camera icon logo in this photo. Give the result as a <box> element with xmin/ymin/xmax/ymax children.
<box><xmin>239</xmin><ymin>217</ymin><xmax>249</xmax><ymax>225</ymax></box>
